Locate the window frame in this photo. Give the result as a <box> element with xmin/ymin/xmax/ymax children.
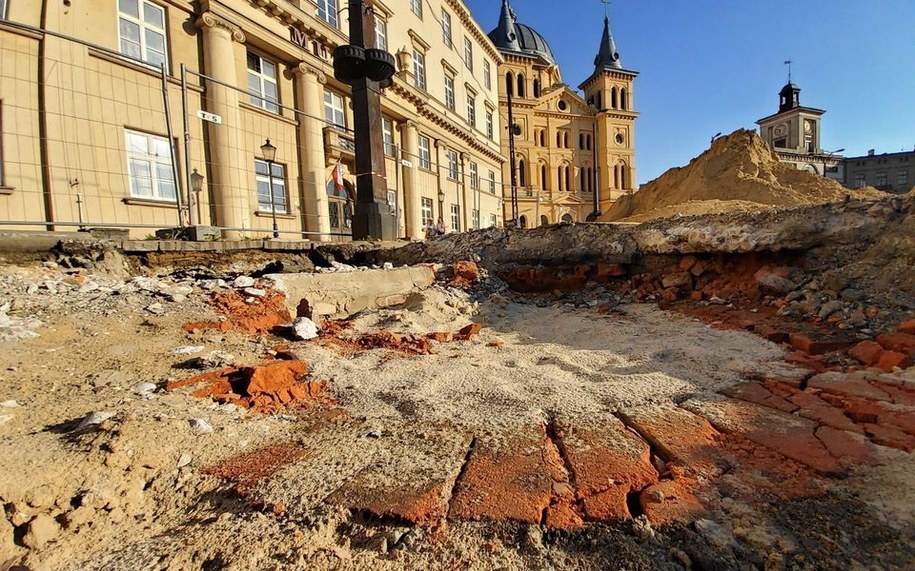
<box><xmin>444</xmin><ymin>73</ymin><xmax>456</xmax><ymax>111</ymax></box>
<box><xmin>447</xmin><ymin>150</ymin><xmax>459</xmax><ymax>181</ymax></box>
<box><xmin>483</xmin><ymin>59</ymin><xmax>491</xmax><ymax>90</ymax></box>
<box><xmin>413</xmin><ymin>48</ymin><xmax>427</xmax><ymax>91</ymax></box>
<box><xmin>471</xmin><ymin>209</ymin><xmax>480</xmax><ymax>230</ymax></box>
<box><xmin>324</xmin><ymin>89</ymin><xmax>346</xmax><ymax>128</ymax></box>
<box><xmin>488</xmin><ymin>170</ymin><xmax>496</xmax><ymax>194</ymax></box>
<box><xmin>409</xmin><ymin>0</ymin><xmax>423</xmax><ymax>18</ymax></box>
<box><xmin>485</xmin><ymin>109</ymin><xmax>493</xmax><ymax>140</ymax></box>
<box><xmin>489</xmin><ymin>213</ymin><xmax>498</xmax><ymax>228</ymax></box>
<box><xmin>124</xmin><ymin>129</ymin><xmax>178</xmax><ymax>202</ymax></box>
<box><xmin>418</xmin><ymin>135</ymin><xmax>431</xmax><ymax>170</ymax></box>
<box><xmin>374</xmin><ymin>15</ymin><xmax>387</xmax><ymax>50</ymax></box>
<box><xmin>469</xmin><ymin>161</ymin><xmax>479</xmax><ymax>190</ymax></box>
<box><xmin>254</xmin><ymin>158</ymin><xmax>288</xmax><ymax>214</ymax></box>
<box><xmin>382</xmin><ymin>117</ymin><xmax>395</xmax><ymax>156</ymax></box>
<box><xmin>317</xmin><ymin>0</ymin><xmax>338</xmax><ymax>28</ymax></box>
<box><xmin>117</xmin><ymin>0</ymin><xmax>169</xmax><ymax>69</ymax></box>
<box><xmin>466</xmin><ymin>91</ymin><xmax>476</xmax><ymax>127</ymax></box>
<box><xmin>247</xmin><ymin>51</ymin><xmax>280</xmax><ymax>114</ymax></box>
<box><xmin>450</xmin><ymin>203</ymin><xmax>460</xmax><ymax>232</ymax></box>
<box><xmin>441</xmin><ymin>9</ymin><xmax>452</xmax><ymax>48</ymax></box>
<box><xmin>421</xmin><ymin>197</ymin><xmax>434</xmax><ymax>227</ymax></box>
<box><xmin>463</xmin><ymin>37</ymin><xmax>473</xmax><ymax>71</ymax></box>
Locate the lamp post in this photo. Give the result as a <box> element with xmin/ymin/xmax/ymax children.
<box><xmin>190</xmin><ymin>168</ymin><xmax>204</xmax><ymax>226</ymax></box>
<box><xmin>260</xmin><ymin>139</ymin><xmax>279</xmax><ymax>239</ymax></box>
<box><xmin>822</xmin><ymin>148</ymin><xmax>845</xmax><ymax>178</ymax></box>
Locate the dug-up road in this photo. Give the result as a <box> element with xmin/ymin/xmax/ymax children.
<box><xmin>0</xmin><ymin>261</ymin><xmax>913</xmax><ymax>571</ymax></box>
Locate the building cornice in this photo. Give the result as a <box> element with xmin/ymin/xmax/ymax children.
<box><xmin>756</xmin><ymin>106</ymin><xmax>826</xmax><ymax>125</ymax></box>
<box><xmin>444</xmin><ymin>0</ymin><xmax>505</xmax><ymax>65</ymax></box>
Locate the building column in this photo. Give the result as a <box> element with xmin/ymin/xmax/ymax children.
<box><xmin>196</xmin><ymin>12</ymin><xmax>249</xmax><ymax>236</ymax></box>
<box><xmin>401</xmin><ymin>120</ymin><xmax>422</xmax><ymax>239</ymax></box>
<box><xmin>293</xmin><ymin>64</ymin><xmax>331</xmax><ymax>239</ymax></box>
<box><xmin>459</xmin><ymin>152</ymin><xmax>469</xmax><ymax>231</ymax></box>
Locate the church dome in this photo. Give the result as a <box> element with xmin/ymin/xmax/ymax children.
<box><xmin>488</xmin><ymin>1</ymin><xmax>556</xmax><ymax>64</ymax></box>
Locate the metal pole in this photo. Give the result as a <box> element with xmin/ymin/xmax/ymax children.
<box><xmin>267</xmin><ymin>161</ymin><xmax>279</xmax><ymax>238</ymax></box>
<box><xmin>180</xmin><ymin>64</ymin><xmax>194</xmax><ymax>226</ymax></box>
<box><xmin>160</xmin><ymin>62</ymin><xmax>185</xmax><ymax>228</ymax></box>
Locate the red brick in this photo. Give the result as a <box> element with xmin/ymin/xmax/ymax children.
<box><xmin>807</xmin><ymin>372</ymin><xmax>892</xmax><ymax>402</ymax></box>
<box><xmin>863</xmin><ymin>424</ymin><xmax>915</xmax><ymax>452</ymax></box>
<box><xmin>876</xmin><ymin>332</ymin><xmax>915</xmax><ymax>354</ymax></box>
<box><xmin>722</xmin><ymin>382</ymin><xmax>798</xmax><ymax>413</ymax></box>
<box><xmin>848</xmin><ymin>341</ymin><xmax>885</xmax><ymax>367</ymax></box>
<box><xmin>898</xmin><ymin>319</ymin><xmax>915</xmax><ymax>335</ymax></box>
<box><xmin>689</xmin><ymin>291</ymin><xmax>704</xmax><ymax>302</ymax></box>
<box><xmin>790</xmin><ymin>334</ymin><xmax>854</xmax><ymax>355</ymax></box>
<box><xmin>869</xmin><ymin>381</ymin><xmax>915</xmax><ymax>407</ymax></box>
<box><xmin>876</xmin><ymin>351</ymin><xmax>912</xmax><ymax>373</ymax></box>
<box><xmin>815</xmin><ymin>426</ymin><xmax>877</xmax><ymax>467</ymax></box>
<box><xmin>639</xmin><ymin>480</ymin><xmax>705</xmax><ymax>526</ymax></box>
<box><xmin>842</xmin><ymin>398</ymin><xmax>915</xmax><ymax>436</ymax></box>
<box><xmin>596</xmin><ymin>263</ymin><xmax>627</xmax><ymax>279</ymax></box>
<box><xmin>788</xmin><ymin>391</ymin><xmax>864</xmax><ymax>434</ymax></box>
<box><xmin>785</xmin><ymin>351</ymin><xmax>828</xmax><ymax>373</ymax></box>
<box><xmin>755</xmin><ymin>325</ymin><xmax>789</xmax><ymax>344</ymax></box>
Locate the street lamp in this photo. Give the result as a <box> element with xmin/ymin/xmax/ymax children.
<box><xmin>822</xmin><ymin>148</ymin><xmax>844</xmax><ymax>178</ymax></box>
<box><xmin>260</xmin><ymin>139</ymin><xmax>279</xmax><ymax>239</ymax></box>
<box><xmin>190</xmin><ymin>168</ymin><xmax>204</xmax><ymax>226</ymax></box>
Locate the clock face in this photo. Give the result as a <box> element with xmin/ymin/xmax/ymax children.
<box><xmin>774</xmin><ymin>124</ymin><xmax>786</xmax><ymax>137</ymax></box>
<box><xmin>804</xmin><ymin>120</ymin><xmax>812</xmax><ymax>133</ymax></box>
<box><xmin>615</xmin><ymin>133</ymin><xmax>625</xmax><ymax>145</ymax></box>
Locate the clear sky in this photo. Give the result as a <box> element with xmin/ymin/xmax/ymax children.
<box><xmin>464</xmin><ymin>0</ymin><xmax>915</xmax><ymax>185</ymax></box>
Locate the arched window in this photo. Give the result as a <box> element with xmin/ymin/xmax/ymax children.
<box><xmin>517</xmin><ymin>158</ymin><xmax>526</xmax><ymax>187</ymax></box>
<box><xmin>506</xmin><ymin>72</ymin><xmax>514</xmax><ymax>97</ymax></box>
<box><xmin>564</xmin><ymin>132</ymin><xmax>570</xmax><ymax>148</ymax></box>
<box><xmin>579</xmin><ymin>134</ymin><xmax>584</xmax><ymax>150</ymax></box>
<box><xmin>533</xmin><ymin>79</ymin><xmax>540</xmax><ymax>98</ymax></box>
<box><xmin>540</xmin><ymin>215</ymin><xmax>549</xmax><ymax>226</ymax></box>
<box><xmin>557</xmin><ymin>166</ymin><xmax>564</xmax><ymax>191</ymax></box>
<box><xmin>596</xmin><ymin>91</ymin><xmax>602</xmax><ymax>110</ymax></box>
<box><xmin>539</xmin><ymin>130</ymin><xmax>545</xmax><ymax>146</ymax></box>
<box><xmin>517</xmin><ymin>73</ymin><xmax>525</xmax><ymax>97</ymax></box>
<box><xmin>613</xmin><ymin>164</ymin><xmax>620</xmax><ymax>189</ymax></box>
<box><xmin>620</xmin><ymin>88</ymin><xmax>628</xmax><ymax>111</ymax></box>
<box><xmin>565</xmin><ymin>165</ymin><xmax>571</xmax><ymax>191</ymax></box>
<box><xmin>611</xmin><ymin>87</ymin><xmax>618</xmax><ymax>109</ymax></box>
<box><xmin>519</xmin><ymin>215</ymin><xmax>528</xmax><ymax>228</ymax></box>
<box><xmin>556</xmin><ymin>131</ymin><xmax>562</xmax><ymax>148</ymax></box>
<box><xmin>540</xmin><ymin>164</ymin><xmax>548</xmax><ymax>190</ymax></box>
<box><xmin>561</xmin><ymin>213</ymin><xmax>573</xmax><ymax>223</ymax></box>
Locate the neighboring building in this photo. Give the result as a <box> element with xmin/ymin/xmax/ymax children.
<box><xmin>0</xmin><ymin>0</ymin><xmax>505</xmax><ymax>239</ymax></box>
<box><xmin>487</xmin><ymin>0</ymin><xmax>638</xmax><ymax>227</ymax></box>
<box><xmin>843</xmin><ymin>149</ymin><xmax>915</xmax><ymax>194</ymax></box>
<box><xmin>756</xmin><ymin>81</ymin><xmax>843</xmax><ymax>181</ymax></box>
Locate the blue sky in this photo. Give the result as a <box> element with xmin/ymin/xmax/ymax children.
<box><xmin>465</xmin><ymin>0</ymin><xmax>915</xmax><ymax>185</ymax></box>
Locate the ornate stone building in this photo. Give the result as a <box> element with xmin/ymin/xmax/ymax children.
<box><xmin>756</xmin><ymin>81</ymin><xmax>843</xmax><ymax>180</ymax></box>
<box><xmin>0</xmin><ymin>0</ymin><xmax>506</xmax><ymax>239</ymax></box>
<box><xmin>487</xmin><ymin>0</ymin><xmax>638</xmax><ymax>227</ymax></box>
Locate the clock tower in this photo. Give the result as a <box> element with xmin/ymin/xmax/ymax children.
<box><xmin>756</xmin><ymin>79</ymin><xmax>841</xmax><ymax>177</ymax></box>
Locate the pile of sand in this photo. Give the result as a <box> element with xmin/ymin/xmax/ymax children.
<box><xmin>601</xmin><ymin>129</ymin><xmax>887</xmax><ymax>223</ymax></box>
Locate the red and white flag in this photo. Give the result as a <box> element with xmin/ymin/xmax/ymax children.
<box><xmin>333</xmin><ymin>161</ymin><xmax>344</xmax><ymax>191</ymax></box>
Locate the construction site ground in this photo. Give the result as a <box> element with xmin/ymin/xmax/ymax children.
<box><xmin>1</xmin><ymin>195</ymin><xmax>914</xmax><ymax>570</ymax></box>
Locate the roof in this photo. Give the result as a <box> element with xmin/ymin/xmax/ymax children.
<box><xmin>487</xmin><ymin>0</ymin><xmax>556</xmax><ymax>65</ymax></box>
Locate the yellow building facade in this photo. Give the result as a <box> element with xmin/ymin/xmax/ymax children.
<box><xmin>487</xmin><ymin>0</ymin><xmax>638</xmax><ymax>227</ymax></box>
<box><xmin>0</xmin><ymin>0</ymin><xmax>505</xmax><ymax>239</ymax></box>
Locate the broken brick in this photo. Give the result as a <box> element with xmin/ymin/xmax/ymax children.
<box><xmin>863</xmin><ymin>424</ymin><xmax>915</xmax><ymax>452</ymax></box>
<box><xmin>790</xmin><ymin>334</ymin><xmax>853</xmax><ymax>355</ymax></box>
<box><xmin>876</xmin><ymin>351</ymin><xmax>913</xmax><ymax>373</ymax></box>
<box><xmin>815</xmin><ymin>426</ymin><xmax>877</xmax><ymax>467</ymax></box>
<box><xmin>722</xmin><ymin>382</ymin><xmax>797</xmax><ymax>413</ymax></box>
<box><xmin>807</xmin><ymin>372</ymin><xmax>892</xmax><ymax>402</ymax></box>
<box><xmin>639</xmin><ymin>480</ymin><xmax>705</xmax><ymax>526</ymax></box>
<box><xmin>848</xmin><ymin>340</ymin><xmax>885</xmax><ymax>367</ymax></box>
<box><xmin>897</xmin><ymin>319</ymin><xmax>915</xmax><ymax>335</ymax></box>
<box><xmin>788</xmin><ymin>390</ymin><xmax>864</xmax><ymax>434</ymax></box>
<box><xmin>876</xmin><ymin>332</ymin><xmax>915</xmax><ymax>354</ymax></box>
<box><xmin>456</xmin><ymin>323</ymin><xmax>482</xmax><ymax>341</ymax></box>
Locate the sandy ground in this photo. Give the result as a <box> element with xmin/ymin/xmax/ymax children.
<box><xmin>0</xmin><ymin>265</ymin><xmax>913</xmax><ymax>570</ymax></box>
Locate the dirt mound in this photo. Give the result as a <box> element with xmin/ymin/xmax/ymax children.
<box><xmin>183</xmin><ymin>288</ymin><xmax>291</xmax><ymax>335</ymax></box>
<box><xmin>601</xmin><ymin>129</ymin><xmax>887</xmax><ymax>222</ymax></box>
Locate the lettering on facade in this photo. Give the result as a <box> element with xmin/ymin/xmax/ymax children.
<box><xmin>290</xmin><ymin>27</ymin><xmax>308</xmax><ymax>49</ymax></box>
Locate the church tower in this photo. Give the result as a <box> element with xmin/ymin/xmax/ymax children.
<box><xmin>579</xmin><ymin>14</ymin><xmax>639</xmax><ymax>210</ymax></box>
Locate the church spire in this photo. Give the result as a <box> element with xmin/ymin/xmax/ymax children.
<box><xmin>494</xmin><ymin>0</ymin><xmax>520</xmax><ymax>51</ymax></box>
<box><xmin>594</xmin><ymin>15</ymin><xmax>622</xmax><ymax>71</ymax></box>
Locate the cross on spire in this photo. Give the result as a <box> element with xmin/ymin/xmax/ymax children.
<box><xmin>784</xmin><ymin>59</ymin><xmax>793</xmax><ymax>83</ymax></box>
<box><xmin>602</xmin><ymin>0</ymin><xmax>612</xmax><ymax>18</ymax></box>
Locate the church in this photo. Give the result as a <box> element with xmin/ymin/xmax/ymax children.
<box><xmin>487</xmin><ymin>0</ymin><xmax>639</xmax><ymax>226</ymax></box>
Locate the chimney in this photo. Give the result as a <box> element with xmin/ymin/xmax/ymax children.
<box><xmin>867</xmin><ymin>149</ymin><xmax>875</xmax><ymax>156</ymax></box>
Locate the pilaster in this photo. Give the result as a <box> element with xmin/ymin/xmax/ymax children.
<box><xmin>293</xmin><ymin>63</ymin><xmax>332</xmax><ymax>238</ymax></box>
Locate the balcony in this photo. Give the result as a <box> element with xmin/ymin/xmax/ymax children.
<box><xmin>324</xmin><ymin>126</ymin><xmax>355</xmax><ymax>160</ymax></box>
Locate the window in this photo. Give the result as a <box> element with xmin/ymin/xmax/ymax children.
<box><xmin>418</xmin><ymin>136</ymin><xmax>431</xmax><ymax>169</ymax></box>
<box><xmin>447</xmin><ymin>150</ymin><xmax>459</xmax><ymax>180</ymax></box>
<box><xmin>483</xmin><ymin>60</ymin><xmax>491</xmax><ymax>90</ymax></box>
<box><xmin>1</xmin><ymin>0</ymin><xmax>7</xmax><ymax>19</ymax></box>
<box><xmin>489</xmin><ymin>170</ymin><xmax>496</xmax><ymax>193</ymax></box>
<box><xmin>876</xmin><ymin>172</ymin><xmax>887</xmax><ymax>187</ymax></box>
<box><xmin>118</xmin><ymin>0</ymin><xmax>168</xmax><ymax>68</ymax></box>
<box><xmin>444</xmin><ymin>73</ymin><xmax>455</xmax><ymax>111</ymax></box>
<box><xmin>413</xmin><ymin>49</ymin><xmax>426</xmax><ymax>90</ymax></box>
<box><xmin>854</xmin><ymin>173</ymin><xmax>866</xmax><ymax>188</ymax></box>
<box><xmin>324</xmin><ymin>90</ymin><xmax>345</xmax><ymax>127</ymax></box>
<box><xmin>382</xmin><ymin>117</ymin><xmax>394</xmax><ymax>156</ymax></box>
<box><xmin>247</xmin><ymin>52</ymin><xmax>279</xmax><ymax>113</ymax></box>
<box><xmin>125</xmin><ymin>130</ymin><xmax>176</xmax><ymax>201</ymax></box>
<box><xmin>471</xmin><ymin>209</ymin><xmax>480</xmax><ymax>230</ymax></box>
<box><xmin>441</xmin><ymin>10</ymin><xmax>452</xmax><ymax>47</ymax></box>
<box><xmin>410</xmin><ymin>0</ymin><xmax>422</xmax><ymax>18</ymax></box>
<box><xmin>328</xmin><ymin>202</ymin><xmax>340</xmax><ymax>229</ymax></box>
<box><xmin>421</xmin><ymin>197</ymin><xmax>434</xmax><ymax>227</ymax></box>
<box><xmin>0</xmin><ymin>102</ymin><xmax>4</xmax><ymax>188</ymax></box>
<box><xmin>466</xmin><ymin>92</ymin><xmax>476</xmax><ymax>127</ymax></box>
<box><xmin>374</xmin><ymin>16</ymin><xmax>387</xmax><ymax>50</ymax></box>
<box><xmin>899</xmin><ymin>171</ymin><xmax>909</xmax><ymax>187</ymax></box>
<box><xmin>317</xmin><ymin>0</ymin><xmax>338</xmax><ymax>28</ymax></box>
<box><xmin>255</xmin><ymin>159</ymin><xmax>287</xmax><ymax>213</ymax></box>
<box><xmin>486</xmin><ymin>110</ymin><xmax>494</xmax><ymax>140</ymax></box>
<box><xmin>490</xmin><ymin>213</ymin><xmax>498</xmax><ymax>228</ymax></box>
<box><xmin>463</xmin><ymin>37</ymin><xmax>473</xmax><ymax>71</ymax></box>
<box><xmin>469</xmin><ymin>162</ymin><xmax>479</xmax><ymax>190</ymax></box>
<box><xmin>450</xmin><ymin>204</ymin><xmax>460</xmax><ymax>231</ymax></box>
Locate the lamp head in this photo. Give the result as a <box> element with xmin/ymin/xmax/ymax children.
<box><xmin>260</xmin><ymin>139</ymin><xmax>277</xmax><ymax>162</ymax></box>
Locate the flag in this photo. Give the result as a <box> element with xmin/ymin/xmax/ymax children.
<box><xmin>333</xmin><ymin>161</ymin><xmax>344</xmax><ymax>191</ymax></box>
